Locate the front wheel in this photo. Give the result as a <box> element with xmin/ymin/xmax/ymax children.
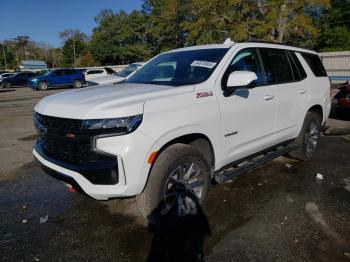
<box><xmin>289</xmin><ymin>111</ymin><xmax>322</xmax><ymax>161</ymax></box>
<box><xmin>137</xmin><ymin>143</ymin><xmax>210</xmax><ymax>226</ymax></box>
<box><xmin>37</xmin><ymin>81</ymin><xmax>48</xmax><ymax>90</ymax></box>
<box><xmin>73</xmin><ymin>80</ymin><xmax>82</xmax><ymax>88</ymax></box>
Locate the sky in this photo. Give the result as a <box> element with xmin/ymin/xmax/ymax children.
<box><xmin>0</xmin><ymin>0</ymin><xmax>143</xmax><ymax>47</ymax></box>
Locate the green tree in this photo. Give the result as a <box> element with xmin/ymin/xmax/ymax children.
<box><xmin>60</xmin><ymin>29</ymin><xmax>88</xmax><ymax>67</ymax></box>
<box><xmin>90</xmin><ymin>9</ymin><xmax>150</xmax><ymax>65</ymax></box>
<box><xmin>258</xmin><ymin>0</ymin><xmax>329</xmax><ymax>48</ymax></box>
<box><xmin>316</xmin><ymin>0</ymin><xmax>350</xmax><ymax>51</ymax></box>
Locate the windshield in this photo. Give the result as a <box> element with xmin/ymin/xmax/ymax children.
<box><xmin>2</xmin><ymin>73</ymin><xmax>13</xmax><ymax>77</ymax></box>
<box><xmin>38</xmin><ymin>70</ymin><xmax>50</xmax><ymax>76</ymax></box>
<box><xmin>117</xmin><ymin>64</ymin><xmax>139</xmax><ymax>78</ymax></box>
<box><xmin>126</xmin><ymin>48</ymin><xmax>229</xmax><ymax>86</ymax></box>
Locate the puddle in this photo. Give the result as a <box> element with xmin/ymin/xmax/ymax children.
<box><xmin>0</xmin><ymin>89</ymin><xmax>15</xmax><ymax>93</ymax></box>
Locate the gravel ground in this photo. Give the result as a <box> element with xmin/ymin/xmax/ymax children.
<box><xmin>0</xmin><ymin>87</ymin><xmax>350</xmax><ymax>261</ymax></box>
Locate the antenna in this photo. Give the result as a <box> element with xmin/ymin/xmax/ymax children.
<box><xmin>223</xmin><ymin>38</ymin><xmax>234</xmax><ymax>44</ymax></box>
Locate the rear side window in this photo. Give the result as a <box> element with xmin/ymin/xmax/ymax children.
<box><xmin>301</xmin><ymin>53</ymin><xmax>327</xmax><ymax>77</ymax></box>
<box><xmin>259</xmin><ymin>48</ymin><xmax>294</xmax><ymax>84</ymax></box>
<box><xmin>287</xmin><ymin>51</ymin><xmax>307</xmax><ymax>80</ymax></box>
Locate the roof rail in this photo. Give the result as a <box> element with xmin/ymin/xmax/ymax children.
<box><xmin>246</xmin><ymin>40</ymin><xmax>302</xmax><ymax>49</ymax></box>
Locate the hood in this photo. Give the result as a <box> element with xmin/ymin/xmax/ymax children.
<box><xmin>35</xmin><ymin>83</ymin><xmax>194</xmax><ymax>119</ymax></box>
<box><xmin>91</xmin><ymin>75</ymin><xmax>125</xmax><ymax>85</ymax></box>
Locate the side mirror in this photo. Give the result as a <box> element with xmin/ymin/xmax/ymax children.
<box><xmin>227</xmin><ymin>71</ymin><xmax>257</xmax><ymax>88</ymax></box>
<box><xmin>224</xmin><ymin>71</ymin><xmax>258</xmax><ymax>97</ymax></box>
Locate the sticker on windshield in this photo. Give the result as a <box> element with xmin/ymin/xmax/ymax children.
<box><xmin>191</xmin><ymin>60</ymin><xmax>217</xmax><ymax>69</ymax></box>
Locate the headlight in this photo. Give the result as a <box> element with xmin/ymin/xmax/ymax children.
<box><xmin>82</xmin><ymin>114</ymin><xmax>143</xmax><ymax>134</ymax></box>
<box><xmin>31</xmin><ymin>78</ymin><xmax>37</xmax><ymax>82</ymax></box>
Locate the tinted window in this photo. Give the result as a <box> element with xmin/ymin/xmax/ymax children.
<box><xmin>17</xmin><ymin>73</ymin><xmax>25</xmax><ymax>78</ymax></box>
<box><xmin>301</xmin><ymin>53</ymin><xmax>327</xmax><ymax>77</ymax></box>
<box><xmin>87</xmin><ymin>70</ymin><xmax>103</xmax><ymax>75</ymax></box>
<box><xmin>288</xmin><ymin>51</ymin><xmax>307</xmax><ymax>80</ymax></box>
<box><xmin>259</xmin><ymin>48</ymin><xmax>294</xmax><ymax>84</ymax></box>
<box><xmin>126</xmin><ymin>48</ymin><xmax>229</xmax><ymax>86</ymax></box>
<box><xmin>63</xmin><ymin>69</ymin><xmax>72</xmax><ymax>75</ymax></box>
<box><xmin>2</xmin><ymin>73</ymin><xmax>13</xmax><ymax>77</ymax></box>
<box><xmin>51</xmin><ymin>70</ymin><xmax>63</xmax><ymax>76</ymax></box>
<box><xmin>222</xmin><ymin>48</ymin><xmax>264</xmax><ymax>87</ymax></box>
<box><xmin>118</xmin><ymin>64</ymin><xmax>139</xmax><ymax>77</ymax></box>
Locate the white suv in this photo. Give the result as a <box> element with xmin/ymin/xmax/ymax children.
<box><xmin>32</xmin><ymin>42</ymin><xmax>331</xmax><ymax>222</ymax></box>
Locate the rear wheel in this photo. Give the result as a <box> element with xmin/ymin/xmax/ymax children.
<box><xmin>73</xmin><ymin>80</ymin><xmax>82</xmax><ymax>88</ymax></box>
<box><xmin>289</xmin><ymin>111</ymin><xmax>322</xmax><ymax>161</ymax></box>
<box><xmin>38</xmin><ymin>81</ymin><xmax>48</xmax><ymax>90</ymax></box>
<box><xmin>4</xmin><ymin>82</ymin><xmax>12</xmax><ymax>88</ymax></box>
<box><xmin>137</xmin><ymin>143</ymin><xmax>210</xmax><ymax>226</ymax></box>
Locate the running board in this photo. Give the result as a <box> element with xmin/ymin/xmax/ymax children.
<box><xmin>214</xmin><ymin>143</ymin><xmax>298</xmax><ymax>184</ymax></box>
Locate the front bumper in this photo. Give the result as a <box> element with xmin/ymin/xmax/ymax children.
<box><xmin>33</xmin><ymin>144</ymin><xmax>128</xmax><ymax>200</ymax></box>
<box><xmin>27</xmin><ymin>80</ymin><xmax>37</xmax><ymax>89</ymax></box>
<box><xmin>32</xmin><ymin>112</ymin><xmax>156</xmax><ymax>200</ymax></box>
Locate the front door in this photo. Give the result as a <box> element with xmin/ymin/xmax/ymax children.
<box><xmin>217</xmin><ymin>48</ymin><xmax>276</xmax><ymax>166</ymax></box>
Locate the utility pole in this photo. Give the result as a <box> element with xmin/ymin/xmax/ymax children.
<box><xmin>73</xmin><ymin>35</ymin><xmax>76</xmax><ymax>68</ymax></box>
<box><xmin>1</xmin><ymin>44</ymin><xmax>7</xmax><ymax>70</ymax></box>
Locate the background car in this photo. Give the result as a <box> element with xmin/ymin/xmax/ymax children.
<box><xmin>2</xmin><ymin>72</ymin><xmax>37</xmax><ymax>88</ymax></box>
<box><xmin>87</xmin><ymin>62</ymin><xmax>145</xmax><ymax>86</ymax></box>
<box><xmin>83</xmin><ymin>67</ymin><xmax>116</xmax><ymax>81</ymax></box>
<box><xmin>0</xmin><ymin>72</ymin><xmax>16</xmax><ymax>87</ymax></box>
<box><xmin>28</xmin><ymin>68</ymin><xmax>85</xmax><ymax>90</ymax></box>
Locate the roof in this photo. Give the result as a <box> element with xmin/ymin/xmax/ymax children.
<box><xmin>21</xmin><ymin>60</ymin><xmax>47</xmax><ymax>66</ymax></box>
<box><xmin>167</xmin><ymin>42</ymin><xmax>317</xmax><ymax>55</ymax></box>
<box><xmin>168</xmin><ymin>44</ymin><xmax>233</xmax><ymax>53</ymax></box>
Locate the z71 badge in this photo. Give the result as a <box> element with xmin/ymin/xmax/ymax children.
<box><xmin>196</xmin><ymin>91</ymin><xmax>213</xmax><ymax>98</ymax></box>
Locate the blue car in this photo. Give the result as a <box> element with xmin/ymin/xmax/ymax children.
<box><xmin>28</xmin><ymin>68</ymin><xmax>85</xmax><ymax>90</ymax></box>
<box><xmin>2</xmin><ymin>71</ymin><xmax>37</xmax><ymax>88</ymax></box>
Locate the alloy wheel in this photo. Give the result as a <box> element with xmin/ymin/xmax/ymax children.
<box><xmin>304</xmin><ymin>120</ymin><xmax>320</xmax><ymax>157</ymax></box>
<box><xmin>164</xmin><ymin>162</ymin><xmax>204</xmax><ymax>217</ymax></box>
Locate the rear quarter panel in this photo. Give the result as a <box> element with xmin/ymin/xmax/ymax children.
<box><xmin>296</xmin><ymin>52</ymin><xmax>331</xmax><ymax>125</ymax></box>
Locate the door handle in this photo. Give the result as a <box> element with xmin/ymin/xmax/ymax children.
<box><xmin>263</xmin><ymin>94</ymin><xmax>275</xmax><ymax>100</ymax></box>
<box><xmin>299</xmin><ymin>90</ymin><xmax>307</xmax><ymax>94</ymax></box>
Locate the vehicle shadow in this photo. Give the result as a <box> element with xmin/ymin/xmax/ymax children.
<box><xmin>0</xmin><ymin>89</ymin><xmax>16</xmax><ymax>93</ymax></box>
<box><xmin>146</xmin><ymin>199</ymin><xmax>211</xmax><ymax>262</ymax></box>
<box><xmin>329</xmin><ymin>104</ymin><xmax>350</xmax><ymax>121</ymax></box>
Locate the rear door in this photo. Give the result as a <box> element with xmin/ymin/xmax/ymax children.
<box><xmin>60</xmin><ymin>69</ymin><xmax>72</xmax><ymax>85</ymax></box>
<box><xmin>17</xmin><ymin>73</ymin><xmax>28</xmax><ymax>86</ymax></box>
<box><xmin>259</xmin><ymin>48</ymin><xmax>308</xmax><ymax>143</ymax></box>
<box><xmin>217</xmin><ymin>47</ymin><xmax>276</xmax><ymax>165</ymax></box>
<box><xmin>50</xmin><ymin>70</ymin><xmax>64</xmax><ymax>85</ymax></box>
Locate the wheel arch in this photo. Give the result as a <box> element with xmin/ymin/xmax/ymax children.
<box><xmin>154</xmin><ymin>133</ymin><xmax>215</xmax><ymax>170</ymax></box>
<box><xmin>307</xmin><ymin>104</ymin><xmax>323</xmax><ymax>122</ymax></box>
<box><xmin>140</xmin><ymin>131</ymin><xmax>217</xmax><ymax>194</ymax></box>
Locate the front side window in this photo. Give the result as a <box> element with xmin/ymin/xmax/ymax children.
<box><xmin>222</xmin><ymin>48</ymin><xmax>264</xmax><ymax>88</ymax></box>
<box><xmin>51</xmin><ymin>70</ymin><xmax>63</xmax><ymax>76</ymax></box>
<box><xmin>259</xmin><ymin>48</ymin><xmax>294</xmax><ymax>84</ymax></box>
<box><xmin>126</xmin><ymin>48</ymin><xmax>229</xmax><ymax>86</ymax></box>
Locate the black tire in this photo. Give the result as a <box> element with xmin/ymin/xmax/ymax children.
<box><xmin>289</xmin><ymin>111</ymin><xmax>322</xmax><ymax>161</ymax></box>
<box><xmin>137</xmin><ymin>143</ymin><xmax>211</xmax><ymax>226</ymax></box>
<box><xmin>38</xmin><ymin>81</ymin><xmax>48</xmax><ymax>90</ymax></box>
<box><xmin>73</xmin><ymin>79</ymin><xmax>82</xmax><ymax>88</ymax></box>
<box><xmin>4</xmin><ymin>82</ymin><xmax>12</xmax><ymax>88</ymax></box>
